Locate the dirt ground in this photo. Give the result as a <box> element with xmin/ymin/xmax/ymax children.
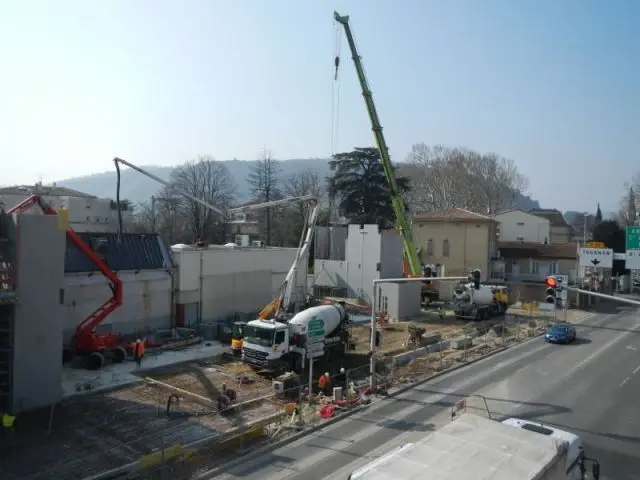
<box><xmin>0</xmin><ymin>357</ymin><xmax>280</xmax><ymax>480</ymax></box>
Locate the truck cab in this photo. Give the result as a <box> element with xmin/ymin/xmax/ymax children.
<box><xmin>241</xmin><ymin>319</ymin><xmax>291</xmax><ymax>370</ymax></box>
<box><xmin>502</xmin><ymin>418</ymin><xmax>600</xmax><ymax>479</ymax></box>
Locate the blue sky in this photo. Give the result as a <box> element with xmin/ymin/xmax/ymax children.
<box><xmin>1</xmin><ymin>0</ymin><xmax>638</xmax><ymax>212</ymax></box>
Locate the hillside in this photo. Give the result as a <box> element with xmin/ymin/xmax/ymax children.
<box><xmin>55</xmin><ymin>158</ymin><xmax>540</xmax><ymax>211</ymax></box>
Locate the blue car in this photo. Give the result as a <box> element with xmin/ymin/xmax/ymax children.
<box><xmin>545</xmin><ymin>323</ymin><xmax>577</xmax><ymax>344</ymax></box>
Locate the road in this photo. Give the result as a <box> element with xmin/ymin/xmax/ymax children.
<box><xmin>207</xmin><ymin>304</ymin><xmax>640</xmax><ymax>480</ymax></box>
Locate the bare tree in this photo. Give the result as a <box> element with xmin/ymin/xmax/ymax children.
<box><xmin>277</xmin><ymin>170</ymin><xmax>326</xmax><ymax>245</ymax></box>
<box><xmin>407</xmin><ymin>143</ymin><xmax>529</xmax><ymax>215</ymax></box>
<box><xmin>132</xmin><ymin>193</ymin><xmax>184</xmax><ymax>243</ymax></box>
<box><xmin>619</xmin><ymin>183</ymin><xmax>639</xmax><ymax>226</ymax></box>
<box><xmin>158</xmin><ymin>156</ymin><xmax>235</xmax><ymax>243</ymax></box>
<box><xmin>247</xmin><ymin>149</ymin><xmax>282</xmax><ymax>245</ymax></box>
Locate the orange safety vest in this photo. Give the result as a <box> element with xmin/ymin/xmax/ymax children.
<box><xmin>134</xmin><ymin>342</ymin><xmax>145</xmax><ymax>357</ymax></box>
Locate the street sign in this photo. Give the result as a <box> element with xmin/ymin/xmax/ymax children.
<box><xmin>578</xmin><ymin>248</ymin><xmax>613</xmax><ymax>268</ymax></box>
<box><xmin>586</xmin><ymin>241</ymin><xmax>605</xmax><ymax>249</ymax></box>
<box><xmin>627</xmin><ymin>226</ymin><xmax>640</xmax><ymax>250</ymax></box>
<box><xmin>306</xmin><ymin>342</ymin><xmax>325</xmax><ymax>359</ymax></box>
<box><xmin>308</xmin><ymin>318</ymin><xmax>325</xmax><ymax>338</ymax></box>
<box><xmin>626</xmin><ymin>250</ymin><xmax>640</xmax><ymax>269</ymax></box>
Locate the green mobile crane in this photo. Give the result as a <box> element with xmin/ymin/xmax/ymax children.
<box><xmin>334</xmin><ymin>12</ymin><xmax>438</xmax><ymax>302</ymax></box>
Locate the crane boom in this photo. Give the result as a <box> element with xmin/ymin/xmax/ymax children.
<box><xmin>333</xmin><ymin>12</ymin><xmax>422</xmax><ymax>276</ymax></box>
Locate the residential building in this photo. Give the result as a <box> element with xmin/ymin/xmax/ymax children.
<box><xmin>493</xmin><ymin>209</ymin><xmax>551</xmax><ymax>243</ymax></box>
<box><xmin>490</xmin><ymin>241</ymin><xmax>578</xmax><ymax>283</ymax></box>
<box><xmin>528</xmin><ymin>209</ymin><xmax>572</xmax><ymax>243</ymax></box>
<box><xmin>412</xmin><ymin>208</ymin><xmax>498</xmax><ymax>280</ymax></box>
<box><xmin>0</xmin><ymin>183</ymin><xmax>133</xmax><ymax>233</ymax></box>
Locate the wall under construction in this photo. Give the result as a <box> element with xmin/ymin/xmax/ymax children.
<box><xmin>13</xmin><ymin>215</ymin><xmax>65</xmax><ymax>412</ymax></box>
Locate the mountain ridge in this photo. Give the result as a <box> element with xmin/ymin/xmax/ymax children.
<box><xmin>49</xmin><ymin>158</ymin><xmax>541</xmax><ymax>212</ymax></box>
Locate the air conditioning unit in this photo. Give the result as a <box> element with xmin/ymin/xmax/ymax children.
<box><xmin>235</xmin><ymin>235</ymin><xmax>250</xmax><ymax>247</ymax></box>
<box><xmin>272</xmin><ymin>380</ymin><xmax>284</xmax><ymax>394</ymax></box>
<box><xmin>251</xmin><ymin>240</ymin><xmax>264</xmax><ymax>248</ymax></box>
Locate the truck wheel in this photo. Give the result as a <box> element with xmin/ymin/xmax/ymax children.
<box><xmin>110</xmin><ymin>346</ymin><xmax>127</xmax><ymax>363</ymax></box>
<box><xmin>86</xmin><ymin>351</ymin><xmax>105</xmax><ymax>370</ymax></box>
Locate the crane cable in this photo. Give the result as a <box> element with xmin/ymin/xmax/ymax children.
<box><xmin>330</xmin><ymin>20</ymin><xmax>342</xmax><ymax>156</ymax></box>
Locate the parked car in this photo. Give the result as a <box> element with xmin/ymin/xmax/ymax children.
<box><xmin>544</xmin><ymin>323</ymin><xmax>577</xmax><ymax>344</ymax></box>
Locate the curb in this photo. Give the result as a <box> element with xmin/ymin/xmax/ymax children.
<box><xmin>194</xmin><ymin>330</ymin><xmax>547</xmax><ymax>478</ymax></box>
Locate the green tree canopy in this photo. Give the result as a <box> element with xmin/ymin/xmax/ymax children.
<box><xmin>327</xmin><ymin>147</ymin><xmax>410</xmax><ymax>228</ymax></box>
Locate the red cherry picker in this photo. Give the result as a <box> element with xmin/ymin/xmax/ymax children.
<box><xmin>8</xmin><ymin>195</ymin><xmax>125</xmax><ymax>369</ymax></box>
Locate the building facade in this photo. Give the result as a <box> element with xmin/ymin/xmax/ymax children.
<box><xmin>528</xmin><ymin>209</ymin><xmax>572</xmax><ymax>244</ymax></box>
<box><xmin>490</xmin><ymin>241</ymin><xmax>578</xmax><ymax>283</ymax></box>
<box><xmin>412</xmin><ymin>208</ymin><xmax>498</xmax><ymax>281</ymax></box>
<box><xmin>493</xmin><ymin>209</ymin><xmax>551</xmax><ymax>243</ymax></box>
<box><xmin>0</xmin><ymin>184</ymin><xmax>133</xmax><ymax>233</ymax></box>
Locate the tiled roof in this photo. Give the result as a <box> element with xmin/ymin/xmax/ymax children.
<box><xmin>65</xmin><ymin>233</ymin><xmax>174</xmax><ymax>273</ymax></box>
<box><xmin>497</xmin><ymin>241</ymin><xmax>578</xmax><ymax>260</ymax></box>
<box><xmin>413</xmin><ymin>208</ymin><xmax>495</xmax><ymax>222</ymax></box>
<box><xmin>528</xmin><ymin>209</ymin><xmax>569</xmax><ymax>228</ymax></box>
<box><xmin>0</xmin><ymin>185</ymin><xmax>96</xmax><ymax>198</ymax></box>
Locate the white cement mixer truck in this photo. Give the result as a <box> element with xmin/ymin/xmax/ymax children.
<box><xmin>241</xmin><ymin>304</ymin><xmax>352</xmax><ymax>372</ymax></box>
<box><xmin>452</xmin><ymin>270</ymin><xmax>509</xmax><ymax>320</ymax></box>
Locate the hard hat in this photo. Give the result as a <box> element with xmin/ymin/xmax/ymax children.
<box><xmin>340</xmin><ymin>368</ymin><xmax>345</xmax><ymax>374</ymax></box>
<box><xmin>325</xmin><ymin>372</ymin><xmax>330</xmax><ymax>377</ymax></box>
<box><xmin>136</xmin><ymin>339</ymin><xmax>141</xmax><ymax>343</ymax></box>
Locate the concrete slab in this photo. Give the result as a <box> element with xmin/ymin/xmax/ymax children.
<box><xmin>62</xmin><ymin>341</ymin><xmax>230</xmax><ymax>397</ymax></box>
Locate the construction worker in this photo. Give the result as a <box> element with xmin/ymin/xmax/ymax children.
<box><xmin>2</xmin><ymin>411</ymin><xmax>15</xmax><ymax>436</ymax></box>
<box><xmin>133</xmin><ymin>339</ymin><xmax>145</xmax><ymax>367</ymax></box>
<box><xmin>318</xmin><ymin>372</ymin><xmax>332</xmax><ymax>396</ymax></box>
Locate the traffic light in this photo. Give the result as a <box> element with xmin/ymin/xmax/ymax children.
<box><xmin>469</xmin><ymin>269</ymin><xmax>481</xmax><ymax>289</ymax></box>
<box><xmin>545</xmin><ymin>276</ymin><xmax>558</xmax><ymax>304</ymax></box>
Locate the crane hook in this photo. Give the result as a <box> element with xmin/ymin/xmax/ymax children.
<box><xmin>334</xmin><ymin>56</ymin><xmax>340</xmax><ymax>81</ymax></box>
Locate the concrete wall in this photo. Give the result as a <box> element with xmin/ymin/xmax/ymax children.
<box><xmin>379</xmin><ymin>282</ymin><xmax>421</xmax><ymax>321</ymax></box>
<box><xmin>13</xmin><ymin>215</ymin><xmax>65</xmax><ymax>412</ymax></box>
<box><xmin>172</xmin><ymin>246</ymin><xmax>302</xmax><ymax>323</ymax></box>
<box><xmin>62</xmin><ymin>270</ymin><xmax>172</xmax><ymax>342</ymax></box>
<box><xmin>494</xmin><ymin>210</ymin><xmax>550</xmax><ymax>243</ymax></box>
<box><xmin>313</xmin><ymin>225</ymin><xmax>403</xmax><ymax>304</ymax></box>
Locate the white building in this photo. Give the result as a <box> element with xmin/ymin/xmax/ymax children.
<box><xmin>313</xmin><ymin>224</ymin><xmax>404</xmax><ymax>305</ymax></box>
<box><xmin>171</xmin><ymin>245</ymin><xmax>305</xmax><ymax>326</ymax></box>
<box><xmin>0</xmin><ymin>184</ymin><xmax>133</xmax><ymax>233</ymax></box>
<box><xmin>493</xmin><ymin>209</ymin><xmax>551</xmax><ymax>243</ymax></box>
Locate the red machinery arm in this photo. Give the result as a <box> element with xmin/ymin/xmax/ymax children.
<box><xmin>8</xmin><ymin>195</ymin><xmax>123</xmax><ymax>335</ymax></box>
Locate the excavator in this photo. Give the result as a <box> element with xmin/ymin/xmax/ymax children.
<box><xmin>112</xmin><ymin>157</ymin><xmax>319</xmax><ymax>355</ymax></box>
<box><xmin>8</xmin><ymin>195</ymin><xmax>125</xmax><ymax>369</ymax></box>
<box><xmin>334</xmin><ymin>12</ymin><xmax>439</xmax><ymax>305</ymax></box>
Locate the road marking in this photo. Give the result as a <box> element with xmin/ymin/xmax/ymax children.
<box><xmin>626</xmin><ymin>345</ymin><xmax>637</xmax><ymax>351</ymax></box>
<box><xmin>633</xmin><ymin>366</ymin><xmax>640</xmax><ymax>375</ymax></box>
<box><xmin>620</xmin><ymin>377</ymin><xmax>631</xmax><ymax>387</ymax></box>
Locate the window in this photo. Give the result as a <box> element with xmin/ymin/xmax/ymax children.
<box><xmin>275</xmin><ymin>330</ymin><xmax>286</xmax><ymax>344</ymax></box>
<box><xmin>531</xmin><ymin>261</ymin><xmax>539</xmax><ymax>274</ymax></box>
<box><xmin>517</xmin><ymin>221</ymin><xmax>525</xmax><ymax>226</ymax></box>
<box><xmin>427</xmin><ymin>238</ymin><xmax>434</xmax><ymax>256</ymax></box>
<box><xmin>549</xmin><ymin>262</ymin><xmax>558</xmax><ymax>275</ymax></box>
<box><xmin>516</xmin><ymin>236</ymin><xmax>524</xmax><ymax>241</ymax></box>
<box><xmin>442</xmin><ymin>239</ymin><xmax>450</xmax><ymax>257</ymax></box>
